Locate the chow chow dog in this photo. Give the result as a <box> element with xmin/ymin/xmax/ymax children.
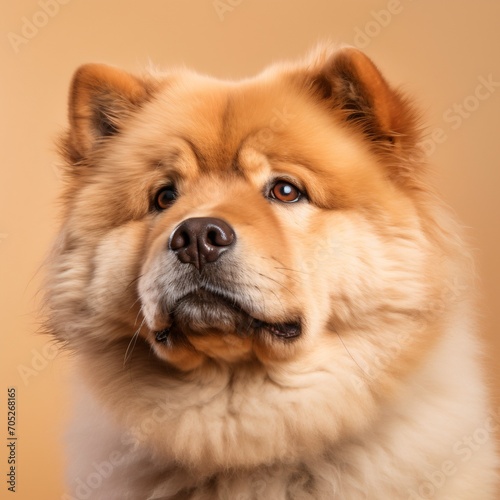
<box><xmin>46</xmin><ymin>45</ymin><xmax>499</xmax><ymax>499</ymax></box>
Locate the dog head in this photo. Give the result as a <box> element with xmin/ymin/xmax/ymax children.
<box><xmin>48</xmin><ymin>45</ymin><xmax>452</xmax><ymax>370</ymax></box>
<box><xmin>46</xmin><ymin>44</ymin><xmax>467</xmax><ymax>470</ymax></box>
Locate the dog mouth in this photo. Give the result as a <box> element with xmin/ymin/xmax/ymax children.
<box><xmin>152</xmin><ymin>288</ymin><xmax>302</xmax><ymax>345</ymax></box>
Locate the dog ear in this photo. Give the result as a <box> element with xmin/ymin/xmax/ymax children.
<box><xmin>62</xmin><ymin>64</ymin><xmax>153</xmax><ymax>163</ymax></box>
<box><xmin>301</xmin><ymin>46</ymin><xmax>419</xmax><ymax>151</ymax></box>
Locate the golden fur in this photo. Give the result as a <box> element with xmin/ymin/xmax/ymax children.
<box><xmin>46</xmin><ymin>45</ymin><xmax>498</xmax><ymax>499</ymax></box>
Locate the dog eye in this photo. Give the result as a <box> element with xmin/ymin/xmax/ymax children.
<box><xmin>154</xmin><ymin>186</ymin><xmax>178</xmax><ymax>210</ymax></box>
<box><xmin>269</xmin><ymin>180</ymin><xmax>303</xmax><ymax>203</ymax></box>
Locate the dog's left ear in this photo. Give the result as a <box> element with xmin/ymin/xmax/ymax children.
<box><xmin>299</xmin><ymin>46</ymin><xmax>419</xmax><ymax>153</ymax></box>
<box><xmin>62</xmin><ymin>64</ymin><xmax>155</xmax><ymax>163</ymax></box>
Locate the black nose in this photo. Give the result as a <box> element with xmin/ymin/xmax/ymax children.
<box><xmin>169</xmin><ymin>217</ymin><xmax>236</xmax><ymax>271</ymax></box>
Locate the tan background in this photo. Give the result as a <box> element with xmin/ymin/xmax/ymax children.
<box><xmin>1</xmin><ymin>1</ymin><xmax>499</xmax><ymax>498</ymax></box>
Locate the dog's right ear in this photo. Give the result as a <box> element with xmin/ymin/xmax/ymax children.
<box><xmin>62</xmin><ymin>64</ymin><xmax>154</xmax><ymax>163</ymax></box>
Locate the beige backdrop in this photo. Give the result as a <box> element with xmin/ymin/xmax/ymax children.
<box><xmin>1</xmin><ymin>1</ymin><xmax>499</xmax><ymax>498</ymax></box>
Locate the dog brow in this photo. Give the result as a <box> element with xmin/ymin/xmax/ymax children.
<box><xmin>180</xmin><ymin>136</ymin><xmax>207</xmax><ymax>171</ymax></box>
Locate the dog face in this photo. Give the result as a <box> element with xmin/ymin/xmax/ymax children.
<box><xmin>47</xmin><ymin>46</ymin><xmax>457</xmax><ymax>470</ymax></box>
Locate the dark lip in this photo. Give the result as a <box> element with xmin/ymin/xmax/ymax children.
<box><xmin>250</xmin><ymin>319</ymin><xmax>302</xmax><ymax>338</ymax></box>
<box><xmin>154</xmin><ymin>288</ymin><xmax>302</xmax><ymax>343</ymax></box>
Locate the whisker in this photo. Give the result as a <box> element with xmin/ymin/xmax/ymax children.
<box><xmin>262</xmin><ymin>286</ymin><xmax>288</xmax><ymax>320</ymax></box>
<box><xmin>126</xmin><ymin>274</ymin><xmax>144</xmax><ymax>291</ymax></box>
<box><xmin>273</xmin><ymin>266</ymin><xmax>309</xmax><ymax>276</ymax></box>
<box><xmin>257</xmin><ymin>272</ymin><xmax>300</xmax><ymax>303</ymax></box>
<box><xmin>124</xmin><ymin>315</ymin><xmax>146</xmax><ymax>366</ymax></box>
<box><xmin>273</xmin><ymin>268</ymin><xmax>302</xmax><ymax>284</ymax></box>
<box><xmin>269</xmin><ymin>256</ymin><xmax>309</xmax><ymax>275</ymax></box>
<box><xmin>133</xmin><ymin>302</ymin><xmax>145</xmax><ymax>326</ymax></box>
<box><xmin>335</xmin><ymin>331</ymin><xmax>371</xmax><ymax>379</ymax></box>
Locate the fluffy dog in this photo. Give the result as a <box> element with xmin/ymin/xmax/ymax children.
<box><xmin>46</xmin><ymin>45</ymin><xmax>499</xmax><ymax>499</ymax></box>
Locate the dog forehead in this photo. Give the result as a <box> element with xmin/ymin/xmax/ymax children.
<box><xmin>143</xmin><ymin>75</ymin><xmax>305</xmax><ymax>170</ymax></box>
